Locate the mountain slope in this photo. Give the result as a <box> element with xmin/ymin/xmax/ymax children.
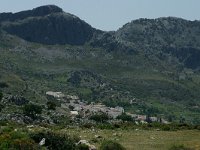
<box><xmin>0</xmin><ymin>6</ymin><xmax>200</xmax><ymax>124</ymax></box>
<box><xmin>1</xmin><ymin>5</ymin><xmax>96</xmax><ymax>45</ymax></box>
<box><xmin>116</xmin><ymin>17</ymin><xmax>200</xmax><ymax>69</ymax></box>
<box><xmin>0</xmin><ymin>5</ymin><xmax>63</xmax><ymax>22</ymax></box>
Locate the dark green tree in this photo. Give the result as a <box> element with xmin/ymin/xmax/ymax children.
<box><xmin>116</xmin><ymin>113</ymin><xmax>133</xmax><ymax>122</ymax></box>
<box><xmin>0</xmin><ymin>92</ymin><xmax>3</xmax><ymax>101</ymax></box>
<box><xmin>0</xmin><ymin>104</ymin><xmax>4</xmax><ymax>112</ymax></box>
<box><xmin>47</xmin><ymin>101</ymin><xmax>56</xmax><ymax>110</ymax></box>
<box><xmin>179</xmin><ymin>116</ymin><xmax>186</xmax><ymax>124</ymax></box>
<box><xmin>146</xmin><ymin>114</ymin><xmax>152</xmax><ymax>123</ymax></box>
<box><xmin>23</xmin><ymin>104</ymin><xmax>42</xmax><ymax>119</ymax></box>
<box><xmin>0</xmin><ymin>92</ymin><xmax>3</xmax><ymax>112</ymax></box>
<box><xmin>90</xmin><ymin>113</ymin><xmax>109</xmax><ymax>123</ymax></box>
<box><xmin>69</xmin><ymin>105</ymin><xmax>74</xmax><ymax>111</ymax></box>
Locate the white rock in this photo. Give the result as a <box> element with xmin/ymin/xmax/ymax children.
<box><xmin>39</xmin><ymin>138</ymin><xmax>45</xmax><ymax>146</ymax></box>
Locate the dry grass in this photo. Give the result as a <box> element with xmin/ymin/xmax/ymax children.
<box><xmin>62</xmin><ymin>128</ymin><xmax>200</xmax><ymax>150</ymax></box>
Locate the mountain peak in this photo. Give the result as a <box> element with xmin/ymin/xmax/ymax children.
<box><xmin>0</xmin><ymin>5</ymin><xmax>63</xmax><ymax>22</ymax></box>
<box><xmin>31</xmin><ymin>5</ymin><xmax>63</xmax><ymax>16</ymax></box>
<box><xmin>1</xmin><ymin>5</ymin><xmax>95</xmax><ymax>45</ymax></box>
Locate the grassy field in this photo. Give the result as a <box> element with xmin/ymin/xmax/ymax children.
<box><xmin>62</xmin><ymin>128</ymin><xmax>200</xmax><ymax>150</ymax></box>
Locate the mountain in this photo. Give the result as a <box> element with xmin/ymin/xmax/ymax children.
<box><xmin>116</xmin><ymin>17</ymin><xmax>200</xmax><ymax>69</ymax></box>
<box><xmin>0</xmin><ymin>5</ymin><xmax>200</xmax><ymax>124</ymax></box>
<box><xmin>0</xmin><ymin>5</ymin><xmax>96</xmax><ymax>45</ymax></box>
<box><xmin>0</xmin><ymin>5</ymin><xmax>63</xmax><ymax>22</ymax></box>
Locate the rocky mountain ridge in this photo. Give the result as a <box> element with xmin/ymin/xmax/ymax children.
<box><xmin>0</xmin><ymin>5</ymin><xmax>96</xmax><ymax>45</ymax></box>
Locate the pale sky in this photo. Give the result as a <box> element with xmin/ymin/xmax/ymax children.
<box><xmin>0</xmin><ymin>0</ymin><xmax>199</xmax><ymax>31</ymax></box>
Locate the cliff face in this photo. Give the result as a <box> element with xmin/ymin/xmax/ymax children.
<box><xmin>0</xmin><ymin>5</ymin><xmax>95</xmax><ymax>45</ymax></box>
<box><xmin>0</xmin><ymin>5</ymin><xmax>63</xmax><ymax>22</ymax></box>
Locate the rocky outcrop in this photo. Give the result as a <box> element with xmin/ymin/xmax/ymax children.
<box><xmin>0</xmin><ymin>5</ymin><xmax>96</xmax><ymax>45</ymax></box>
<box><xmin>0</xmin><ymin>5</ymin><xmax>63</xmax><ymax>22</ymax></box>
<box><xmin>3</xmin><ymin>95</ymin><xmax>29</xmax><ymax>106</ymax></box>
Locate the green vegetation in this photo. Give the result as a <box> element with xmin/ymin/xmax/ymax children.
<box><xmin>0</xmin><ymin>121</ymin><xmax>199</xmax><ymax>150</ymax></box>
<box><xmin>47</xmin><ymin>101</ymin><xmax>56</xmax><ymax>110</ymax></box>
<box><xmin>30</xmin><ymin>131</ymin><xmax>78</xmax><ymax>150</ymax></box>
<box><xmin>100</xmin><ymin>140</ymin><xmax>126</xmax><ymax>150</ymax></box>
<box><xmin>23</xmin><ymin>104</ymin><xmax>42</xmax><ymax>119</ymax></box>
<box><xmin>67</xmin><ymin>126</ymin><xmax>200</xmax><ymax>150</ymax></box>
<box><xmin>0</xmin><ymin>129</ymin><xmax>38</xmax><ymax>149</ymax></box>
<box><xmin>1</xmin><ymin>6</ymin><xmax>200</xmax><ymax>124</ymax></box>
<box><xmin>0</xmin><ymin>6</ymin><xmax>200</xmax><ymax>150</ymax></box>
<box><xmin>169</xmin><ymin>144</ymin><xmax>194</xmax><ymax>150</ymax></box>
<box><xmin>0</xmin><ymin>92</ymin><xmax>3</xmax><ymax>112</ymax></box>
<box><xmin>0</xmin><ymin>92</ymin><xmax>3</xmax><ymax>101</ymax></box>
<box><xmin>116</xmin><ymin>113</ymin><xmax>133</xmax><ymax>122</ymax></box>
<box><xmin>76</xmin><ymin>144</ymin><xmax>89</xmax><ymax>150</ymax></box>
<box><xmin>90</xmin><ymin>113</ymin><xmax>110</xmax><ymax>123</ymax></box>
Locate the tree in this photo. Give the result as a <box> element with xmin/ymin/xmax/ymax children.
<box><xmin>23</xmin><ymin>104</ymin><xmax>42</xmax><ymax>119</ymax></box>
<box><xmin>0</xmin><ymin>92</ymin><xmax>3</xmax><ymax>101</ymax></box>
<box><xmin>116</xmin><ymin>113</ymin><xmax>133</xmax><ymax>122</ymax></box>
<box><xmin>69</xmin><ymin>105</ymin><xmax>74</xmax><ymax>111</ymax></box>
<box><xmin>146</xmin><ymin>114</ymin><xmax>152</xmax><ymax>123</ymax></box>
<box><xmin>179</xmin><ymin>116</ymin><xmax>186</xmax><ymax>124</ymax></box>
<box><xmin>47</xmin><ymin>101</ymin><xmax>56</xmax><ymax>110</ymax></box>
<box><xmin>0</xmin><ymin>104</ymin><xmax>4</xmax><ymax>112</ymax></box>
<box><xmin>0</xmin><ymin>92</ymin><xmax>3</xmax><ymax>112</ymax></box>
<box><xmin>90</xmin><ymin>113</ymin><xmax>109</xmax><ymax>123</ymax></box>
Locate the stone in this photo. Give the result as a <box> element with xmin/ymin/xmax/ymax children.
<box><xmin>39</xmin><ymin>138</ymin><xmax>45</xmax><ymax>146</ymax></box>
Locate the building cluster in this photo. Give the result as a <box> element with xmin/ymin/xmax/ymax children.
<box><xmin>67</xmin><ymin>100</ymin><xmax>124</xmax><ymax>119</ymax></box>
<box><xmin>46</xmin><ymin>91</ymin><xmax>124</xmax><ymax>119</ymax></box>
<box><xmin>46</xmin><ymin>91</ymin><xmax>169</xmax><ymax>124</ymax></box>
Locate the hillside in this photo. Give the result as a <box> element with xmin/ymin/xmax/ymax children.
<box><xmin>0</xmin><ymin>5</ymin><xmax>200</xmax><ymax>124</ymax></box>
<box><xmin>0</xmin><ymin>5</ymin><xmax>96</xmax><ymax>45</ymax></box>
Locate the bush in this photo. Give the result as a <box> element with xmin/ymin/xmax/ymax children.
<box><xmin>47</xmin><ymin>101</ymin><xmax>56</xmax><ymax>110</ymax></box>
<box><xmin>13</xmin><ymin>139</ymin><xmax>38</xmax><ymax>150</ymax></box>
<box><xmin>0</xmin><ymin>131</ymin><xmax>37</xmax><ymax>150</ymax></box>
<box><xmin>0</xmin><ymin>103</ymin><xmax>4</xmax><ymax>112</ymax></box>
<box><xmin>0</xmin><ymin>92</ymin><xmax>3</xmax><ymax>101</ymax></box>
<box><xmin>90</xmin><ymin>113</ymin><xmax>109</xmax><ymax>123</ymax></box>
<box><xmin>30</xmin><ymin>131</ymin><xmax>77</xmax><ymax>150</ymax></box>
<box><xmin>169</xmin><ymin>144</ymin><xmax>194</xmax><ymax>150</ymax></box>
<box><xmin>100</xmin><ymin>140</ymin><xmax>126</xmax><ymax>150</ymax></box>
<box><xmin>23</xmin><ymin>104</ymin><xmax>42</xmax><ymax>119</ymax></box>
<box><xmin>116</xmin><ymin>113</ymin><xmax>133</xmax><ymax>122</ymax></box>
<box><xmin>76</xmin><ymin>144</ymin><xmax>89</xmax><ymax>150</ymax></box>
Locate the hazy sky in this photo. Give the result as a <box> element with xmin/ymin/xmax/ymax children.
<box><xmin>0</xmin><ymin>0</ymin><xmax>200</xmax><ymax>31</ymax></box>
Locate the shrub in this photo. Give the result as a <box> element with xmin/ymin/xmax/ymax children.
<box><xmin>76</xmin><ymin>144</ymin><xmax>89</xmax><ymax>150</ymax></box>
<box><xmin>97</xmin><ymin>124</ymin><xmax>114</xmax><ymax>130</ymax></box>
<box><xmin>13</xmin><ymin>139</ymin><xmax>37</xmax><ymax>150</ymax></box>
<box><xmin>90</xmin><ymin>113</ymin><xmax>109</xmax><ymax>123</ymax></box>
<box><xmin>100</xmin><ymin>140</ymin><xmax>126</xmax><ymax>150</ymax></box>
<box><xmin>0</xmin><ymin>131</ymin><xmax>37</xmax><ymax>150</ymax></box>
<box><xmin>116</xmin><ymin>113</ymin><xmax>133</xmax><ymax>122</ymax></box>
<box><xmin>0</xmin><ymin>92</ymin><xmax>3</xmax><ymax>101</ymax></box>
<box><xmin>81</xmin><ymin>123</ymin><xmax>94</xmax><ymax>129</ymax></box>
<box><xmin>162</xmin><ymin>125</ymin><xmax>171</xmax><ymax>131</ymax></box>
<box><xmin>169</xmin><ymin>144</ymin><xmax>194</xmax><ymax>150</ymax></box>
<box><xmin>47</xmin><ymin>101</ymin><xmax>56</xmax><ymax>110</ymax></box>
<box><xmin>30</xmin><ymin>131</ymin><xmax>77</xmax><ymax>150</ymax></box>
<box><xmin>23</xmin><ymin>104</ymin><xmax>42</xmax><ymax>119</ymax></box>
<box><xmin>0</xmin><ymin>103</ymin><xmax>4</xmax><ymax>112</ymax></box>
<box><xmin>0</xmin><ymin>82</ymin><xmax>8</xmax><ymax>88</ymax></box>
